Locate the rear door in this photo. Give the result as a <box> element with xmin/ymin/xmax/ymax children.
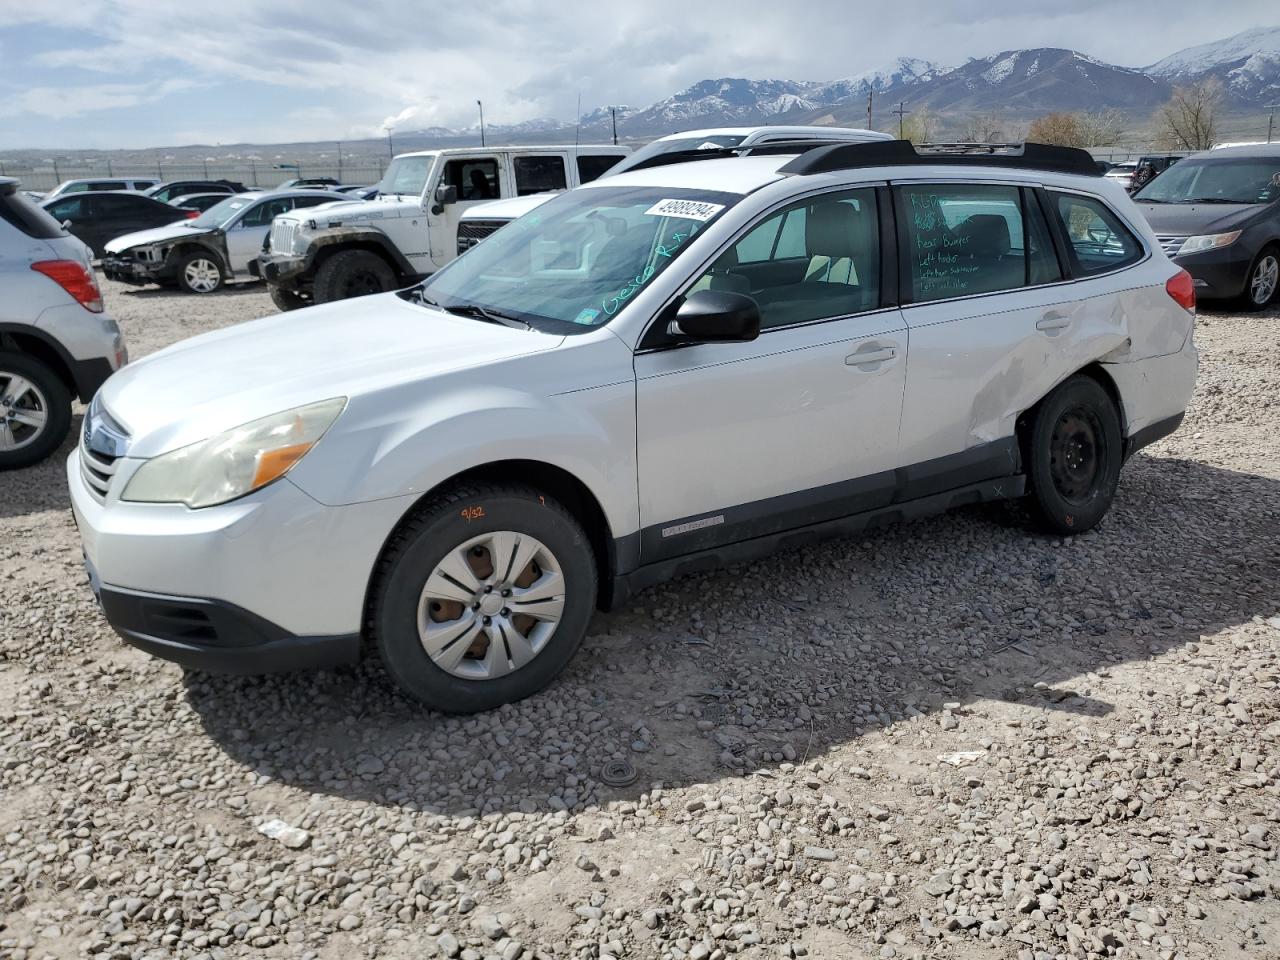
<box><xmin>892</xmin><ymin>180</ymin><xmax>1119</xmax><ymax>485</ymax></box>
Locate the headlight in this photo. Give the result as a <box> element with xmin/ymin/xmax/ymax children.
<box><xmin>1177</xmin><ymin>231</ymin><xmax>1242</xmax><ymax>256</ymax></box>
<box><xmin>123</xmin><ymin>398</ymin><xmax>346</xmax><ymax>508</ymax></box>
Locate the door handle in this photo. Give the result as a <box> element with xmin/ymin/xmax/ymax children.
<box><xmin>845</xmin><ymin>346</ymin><xmax>898</xmax><ymax>367</ymax></box>
<box><xmin>1036</xmin><ymin>313</ymin><xmax>1071</xmax><ymax>335</ymax></box>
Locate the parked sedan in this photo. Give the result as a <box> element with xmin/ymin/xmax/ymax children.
<box><xmin>145</xmin><ymin>180</ymin><xmax>247</xmax><ymax>203</ymax></box>
<box><xmin>43</xmin><ymin>191</ymin><xmax>193</xmax><ymax>257</ymax></box>
<box><xmin>1134</xmin><ymin>143</ymin><xmax>1280</xmax><ymax>309</ymax></box>
<box><xmin>169</xmin><ymin>192</ymin><xmax>234</xmax><ymax>214</ymax></box>
<box><xmin>102</xmin><ymin>190</ymin><xmax>340</xmax><ymax>293</ymax></box>
<box><xmin>43</xmin><ymin>177</ymin><xmax>158</xmax><ymax>201</ymax></box>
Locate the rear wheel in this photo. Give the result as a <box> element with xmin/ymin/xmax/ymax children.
<box><xmin>1237</xmin><ymin>244</ymin><xmax>1279</xmax><ymax>311</ymax></box>
<box><xmin>311</xmin><ymin>250</ymin><xmax>396</xmax><ymax>304</ymax></box>
<box><xmin>269</xmin><ymin>285</ymin><xmax>308</xmax><ymax>312</ymax></box>
<box><xmin>176</xmin><ymin>251</ymin><xmax>224</xmax><ymax>294</ymax></box>
<box><xmin>368</xmin><ymin>483</ymin><xmax>597</xmax><ymax>713</ymax></box>
<box><xmin>1024</xmin><ymin>375</ymin><xmax>1122</xmax><ymax>535</ymax></box>
<box><xmin>0</xmin><ymin>352</ymin><xmax>72</xmax><ymax>470</ymax></box>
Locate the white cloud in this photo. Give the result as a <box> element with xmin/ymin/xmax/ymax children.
<box><xmin>0</xmin><ymin>78</ymin><xmax>197</xmax><ymax>120</ymax></box>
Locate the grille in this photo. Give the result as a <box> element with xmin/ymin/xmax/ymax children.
<box><xmin>1155</xmin><ymin>235</ymin><xmax>1187</xmax><ymax>258</ymax></box>
<box><xmin>456</xmin><ymin>219</ymin><xmax>508</xmax><ymax>255</ymax></box>
<box><xmin>271</xmin><ymin>219</ymin><xmax>297</xmax><ymax>254</ymax></box>
<box><xmin>79</xmin><ymin>401</ymin><xmax>130</xmax><ymax>504</ymax></box>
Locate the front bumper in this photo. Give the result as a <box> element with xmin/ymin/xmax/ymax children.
<box><xmin>102</xmin><ymin>254</ymin><xmax>165</xmax><ymax>286</ymax></box>
<box><xmin>68</xmin><ymin>449</ymin><xmax>416</xmax><ymax>674</ymax></box>
<box><xmin>1173</xmin><ymin>247</ymin><xmax>1253</xmax><ymax>300</ymax></box>
<box><xmin>256</xmin><ymin>252</ymin><xmax>308</xmax><ymax>291</ymax></box>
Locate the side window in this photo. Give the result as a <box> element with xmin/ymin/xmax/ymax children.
<box><xmin>239</xmin><ymin>198</ymin><xmax>291</xmax><ymax>227</ymax></box>
<box><xmin>576</xmin><ymin>154</ymin><xmax>626</xmax><ymax>183</ymax></box>
<box><xmin>443</xmin><ymin>158</ymin><xmax>500</xmax><ymax>201</ymax></box>
<box><xmin>291</xmin><ymin>196</ymin><xmax>332</xmax><ymax>211</ymax></box>
<box><xmin>896</xmin><ymin>183</ymin><xmax>1060</xmax><ymax>303</ymax></box>
<box><xmin>48</xmin><ymin>197</ymin><xmax>89</xmax><ymax>220</ymax></box>
<box><xmin>688</xmin><ymin>188</ymin><xmax>880</xmax><ymax>330</ymax></box>
<box><xmin>94</xmin><ymin>195</ymin><xmax>141</xmax><ymax>216</ymax></box>
<box><xmin>513</xmin><ymin>156</ymin><xmax>567</xmax><ymax>196</ymax></box>
<box><xmin>89</xmin><ymin>181</ymin><xmax>127</xmax><ymax>191</ymax></box>
<box><xmin>1051</xmin><ymin>193</ymin><xmax>1144</xmax><ymax>276</ymax></box>
<box><xmin>62</xmin><ymin>183</ymin><xmax>90</xmax><ymax>195</ymax></box>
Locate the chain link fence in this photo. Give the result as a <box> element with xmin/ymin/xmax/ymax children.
<box><xmin>0</xmin><ymin>158</ymin><xmax>391</xmax><ymax>192</ymax></box>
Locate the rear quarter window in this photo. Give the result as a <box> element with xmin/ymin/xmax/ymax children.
<box><xmin>0</xmin><ymin>188</ymin><xmax>68</xmax><ymax>240</ymax></box>
<box><xmin>1051</xmin><ymin>192</ymin><xmax>1144</xmax><ymax>276</ymax></box>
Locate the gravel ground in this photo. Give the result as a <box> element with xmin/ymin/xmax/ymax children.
<box><xmin>2</xmin><ymin>278</ymin><xmax>1278</xmax><ymax>960</ymax></box>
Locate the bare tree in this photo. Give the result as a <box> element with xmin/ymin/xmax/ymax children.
<box><xmin>1077</xmin><ymin>109</ymin><xmax>1125</xmax><ymax>147</ymax></box>
<box><xmin>1155</xmin><ymin>78</ymin><xmax>1222</xmax><ymax>151</ymax></box>
<box><xmin>1028</xmin><ymin>112</ymin><xmax>1085</xmax><ymax>146</ymax></box>
<box><xmin>899</xmin><ymin>107</ymin><xmax>939</xmax><ymax>144</ymax></box>
<box><xmin>960</xmin><ymin>112</ymin><xmax>1008</xmax><ymax>143</ymax></box>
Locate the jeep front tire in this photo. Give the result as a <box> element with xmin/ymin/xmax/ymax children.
<box><xmin>311</xmin><ymin>249</ymin><xmax>396</xmax><ymax>304</ymax></box>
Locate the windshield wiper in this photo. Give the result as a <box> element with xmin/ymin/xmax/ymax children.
<box><xmin>1176</xmin><ymin>197</ymin><xmax>1241</xmax><ymax>204</ymax></box>
<box><xmin>441</xmin><ymin>301</ymin><xmax>532</xmax><ymax>330</ymax></box>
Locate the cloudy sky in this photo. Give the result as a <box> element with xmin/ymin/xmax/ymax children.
<box><xmin>0</xmin><ymin>0</ymin><xmax>1275</xmax><ymax>150</ymax></box>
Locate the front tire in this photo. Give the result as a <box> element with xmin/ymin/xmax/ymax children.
<box><xmin>0</xmin><ymin>352</ymin><xmax>72</xmax><ymax>470</ymax></box>
<box><xmin>1237</xmin><ymin>244</ymin><xmax>1279</xmax><ymax>311</ymax></box>
<box><xmin>369</xmin><ymin>483</ymin><xmax>598</xmax><ymax>713</ymax></box>
<box><xmin>269</xmin><ymin>285</ymin><xmax>309</xmax><ymax>312</ymax></box>
<box><xmin>176</xmin><ymin>251</ymin><xmax>224</xmax><ymax>294</ymax></box>
<box><xmin>311</xmin><ymin>250</ymin><xmax>396</xmax><ymax>304</ymax></box>
<box><xmin>1024</xmin><ymin>375</ymin><xmax>1122</xmax><ymax>535</ymax></box>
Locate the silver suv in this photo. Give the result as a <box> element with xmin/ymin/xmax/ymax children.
<box><xmin>0</xmin><ymin>178</ymin><xmax>127</xmax><ymax>469</ymax></box>
<box><xmin>69</xmin><ymin>142</ymin><xmax>1196</xmax><ymax>712</ymax></box>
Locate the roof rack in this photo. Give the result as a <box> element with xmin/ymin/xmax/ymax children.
<box><xmin>621</xmin><ymin>138</ymin><xmax>860</xmax><ymax>173</ymax></box>
<box><xmin>778</xmin><ymin>140</ymin><xmax>1101</xmax><ymax>178</ymax></box>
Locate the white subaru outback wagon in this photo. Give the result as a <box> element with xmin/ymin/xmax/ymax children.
<box><xmin>70</xmin><ymin>141</ymin><xmax>1198</xmax><ymax>713</ymax></box>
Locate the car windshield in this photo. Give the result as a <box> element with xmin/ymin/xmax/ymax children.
<box><xmin>188</xmin><ymin>196</ymin><xmax>253</xmax><ymax>228</ymax></box>
<box><xmin>414</xmin><ymin>185</ymin><xmax>739</xmax><ymax>332</ymax></box>
<box><xmin>376</xmin><ymin>155</ymin><xmax>434</xmax><ymax>196</ymax></box>
<box><xmin>1135</xmin><ymin>157</ymin><xmax>1280</xmax><ymax>204</ymax></box>
<box><xmin>607</xmin><ymin>135</ymin><xmax>746</xmax><ymax>175</ymax></box>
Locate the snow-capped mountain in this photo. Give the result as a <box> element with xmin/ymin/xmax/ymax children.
<box><xmin>1145</xmin><ymin>26</ymin><xmax>1280</xmax><ymax>103</ymax></box>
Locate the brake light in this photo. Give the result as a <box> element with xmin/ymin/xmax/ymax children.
<box><xmin>1165</xmin><ymin>269</ymin><xmax>1195</xmax><ymax>312</ymax></box>
<box><xmin>31</xmin><ymin>260</ymin><xmax>104</xmax><ymax>313</ymax></box>
<box><xmin>184</xmin><ymin>209</ymin><xmax>200</xmax><ymax>219</ymax></box>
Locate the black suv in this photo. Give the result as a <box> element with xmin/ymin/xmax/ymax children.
<box><xmin>1134</xmin><ymin>144</ymin><xmax>1280</xmax><ymax>309</ymax></box>
<box><xmin>145</xmin><ymin>180</ymin><xmax>248</xmax><ymax>203</ymax></box>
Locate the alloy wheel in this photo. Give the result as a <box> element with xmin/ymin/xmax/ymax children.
<box><xmin>1251</xmin><ymin>254</ymin><xmax>1278</xmax><ymax>306</ymax></box>
<box><xmin>184</xmin><ymin>258</ymin><xmax>221</xmax><ymax>293</ymax></box>
<box><xmin>0</xmin><ymin>372</ymin><xmax>49</xmax><ymax>452</ymax></box>
<box><xmin>416</xmin><ymin>530</ymin><xmax>565</xmax><ymax>680</ymax></box>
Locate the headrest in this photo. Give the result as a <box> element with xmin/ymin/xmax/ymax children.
<box><xmin>957</xmin><ymin>214</ymin><xmax>1011</xmax><ymax>257</ymax></box>
<box><xmin>805</xmin><ymin>201</ymin><xmax>862</xmax><ymax>260</ymax></box>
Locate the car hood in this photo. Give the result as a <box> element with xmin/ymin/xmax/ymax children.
<box><xmin>100</xmin><ymin>293</ymin><xmax>565</xmax><ymax>458</ymax></box>
<box><xmin>462</xmin><ymin>194</ymin><xmax>556</xmax><ymax>221</ymax></box>
<box><xmin>1135</xmin><ymin>202</ymin><xmax>1264</xmax><ymax>236</ymax></box>
<box><xmin>287</xmin><ymin>195</ymin><xmax>420</xmax><ymax>227</ymax></box>
<box><xmin>104</xmin><ymin>222</ymin><xmax>214</xmax><ymax>253</ymax></box>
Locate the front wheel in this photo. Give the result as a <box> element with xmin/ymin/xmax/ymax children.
<box><xmin>0</xmin><ymin>352</ymin><xmax>72</xmax><ymax>470</ymax></box>
<box><xmin>269</xmin><ymin>285</ymin><xmax>309</xmax><ymax>312</ymax></box>
<box><xmin>1237</xmin><ymin>245</ymin><xmax>1279</xmax><ymax>311</ymax></box>
<box><xmin>369</xmin><ymin>483</ymin><xmax>598</xmax><ymax>713</ymax></box>
<box><xmin>176</xmin><ymin>251</ymin><xmax>224</xmax><ymax>294</ymax></box>
<box><xmin>311</xmin><ymin>250</ymin><xmax>396</xmax><ymax>304</ymax></box>
<box><xmin>1024</xmin><ymin>375</ymin><xmax>1122</xmax><ymax>535</ymax></box>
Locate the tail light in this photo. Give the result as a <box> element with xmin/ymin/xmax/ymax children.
<box><xmin>184</xmin><ymin>209</ymin><xmax>199</xmax><ymax>219</ymax></box>
<box><xmin>31</xmin><ymin>259</ymin><xmax>104</xmax><ymax>313</ymax></box>
<box><xmin>1165</xmin><ymin>269</ymin><xmax>1195</xmax><ymax>312</ymax></box>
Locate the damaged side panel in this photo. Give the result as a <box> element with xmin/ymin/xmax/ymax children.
<box><xmin>103</xmin><ymin>231</ymin><xmax>228</xmax><ymax>286</ymax></box>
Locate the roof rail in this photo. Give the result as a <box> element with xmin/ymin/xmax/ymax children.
<box><xmin>621</xmin><ymin>138</ymin><xmax>859</xmax><ymax>173</ymax></box>
<box><xmin>778</xmin><ymin>140</ymin><xmax>1101</xmax><ymax>178</ymax></box>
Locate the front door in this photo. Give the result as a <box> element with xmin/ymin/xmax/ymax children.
<box><xmin>635</xmin><ymin>186</ymin><xmax>907</xmax><ymax>562</ymax></box>
<box><xmin>426</xmin><ymin>155</ymin><xmax>504</xmax><ymax>266</ymax></box>
<box><xmin>225</xmin><ymin>196</ymin><xmax>298</xmax><ymax>275</ymax></box>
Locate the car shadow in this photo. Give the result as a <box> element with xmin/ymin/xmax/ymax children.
<box><xmin>0</xmin><ymin>412</ymin><xmax>82</xmax><ymax>519</ymax></box>
<box><xmin>111</xmin><ymin>281</ymin><xmax>269</xmax><ymax>300</ymax></box>
<box><xmin>178</xmin><ymin>451</ymin><xmax>1280</xmax><ymax>816</ymax></box>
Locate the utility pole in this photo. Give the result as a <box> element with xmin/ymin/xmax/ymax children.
<box><xmin>336</xmin><ymin>141</ymin><xmax>343</xmax><ymax>180</ymax></box>
<box><xmin>1267</xmin><ymin>104</ymin><xmax>1279</xmax><ymax>143</ymax></box>
<box><xmin>892</xmin><ymin>101</ymin><xmax>910</xmax><ymax>140</ymax></box>
<box><xmin>866</xmin><ymin>90</ymin><xmax>873</xmax><ymax>130</ymax></box>
<box><xmin>611</xmin><ymin>108</ymin><xmax>618</xmax><ymax>145</ymax></box>
<box><xmin>387</xmin><ymin>128</ymin><xmax>394</xmax><ymax>159</ymax></box>
<box><xmin>477</xmin><ymin>100</ymin><xmax>485</xmax><ymax>147</ymax></box>
<box><xmin>574</xmin><ymin>92</ymin><xmax>582</xmax><ymax>148</ymax></box>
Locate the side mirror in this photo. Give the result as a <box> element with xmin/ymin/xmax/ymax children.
<box><xmin>61</xmin><ymin>220</ymin><xmax>73</xmax><ymax>230</ymax></box>
<box><xmin>430</xmin><ymin>183</ymin><xmax>458</xmax><ymax>215</ymax></box>
<box><xmin>667</xmin><ymin>289</ymin><xmax>761</xmax><ymax>343</ymax></box>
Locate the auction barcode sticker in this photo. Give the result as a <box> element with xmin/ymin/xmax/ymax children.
<box><xmin>643</xmin><ymin>198</ymin><xmax>725</xmax><ymax>221</ymax></box>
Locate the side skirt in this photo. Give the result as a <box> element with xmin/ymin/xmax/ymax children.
<box><xmin>602</xmin><ymin>475</ymin><xmax>1025</xmax><ymax>610</ymax></box>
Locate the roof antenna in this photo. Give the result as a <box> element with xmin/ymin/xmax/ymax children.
<box><xmin>575</xmin><ymin>92</ymin><xmax>582</xmax><ymax>148</ymax></box>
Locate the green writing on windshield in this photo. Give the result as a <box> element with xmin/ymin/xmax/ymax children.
<box><xmin>602</xmin><ymin>227</ymin><xmax>694</xmax><ymax>316</ymax></box>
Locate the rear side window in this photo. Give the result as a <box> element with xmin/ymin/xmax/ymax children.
<box><xmin>1</xmin><ymin>188</ymin><xmax>68</xmax><ymax>239</ymax></box>
<box><xmin>89</xmin><ymin>181</ymin><xmax>127</xmax><ymax>191</ymax></box>
<box><xmin>577</xmin><ymin>154</ymin><xmax>625</xmax><ymax>183</ymax></box>
<box><xmin>895</xmin><ymin>183</ymin><xmax>1061</xmax><ymax>303</ymax></box>
<box><xmin>443</xmin><ymin>158</ymin><xmax>500</xmax><ymax>200</ymax></box>
<box><xmin>1051</xmin><ymin>193</ymin><xmax>1144</xmax><ymax>276</ymax></box>
<box><xmin>513</xmin><ymin>156</ymin><xmax>567</xmax><ymax>196</ymax></box>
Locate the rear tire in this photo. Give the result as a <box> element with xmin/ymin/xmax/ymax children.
<box><xmin>0</xmin><ymin>352</ymin><xmax>72</xmax><ymax>471</ymax></box>
<box><xmin>311</xmin><ymin>250</ymin><xmax>396</xmax><ymax>304</ymax></box>
<box><xmin>1024</xmin><ymin>375</ymin><xmax>1122</xmax><ymax>535</ymax></box>
<box><xmin>269</xmin><ymin>285</ymin><xmax>308</xmax><ymax>312</ymax></box>
<box><xmin>1236</xmin><ymin>244</ymin><xmax>1279</xmax><ymax>311</ymax></box>
<box><xmin>176</xmin><ymin>251</ymin><xmax>224</xmax><ymax>294</ymax></box>
<box><xmin>368</xmin><ymin>483</ymin><xmax>597</xmax><ymax>713</ymax></box>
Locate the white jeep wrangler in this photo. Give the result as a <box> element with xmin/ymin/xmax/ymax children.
<box><xmin>257</xmin><ymin>145</ymin><xmax>629</xmax><ymax>310</ymax></box>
